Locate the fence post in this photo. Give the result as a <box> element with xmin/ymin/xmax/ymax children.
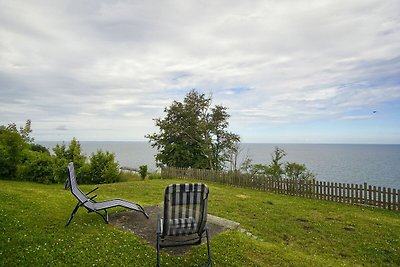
<box><xmin>398</xmin><ymin>189</ymin><xmax>400</xmax><ymax>211</ymax></box>
<box><xmin>382</xmin><ymin>187</ymin><xmax>387</xmax><ymax>209</ymax></box>
<box><xmin>363</xmin><ymin>183</ymin><xmax>368</xmax><ymax>205</ymax></box>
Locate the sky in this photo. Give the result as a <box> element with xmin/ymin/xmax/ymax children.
<box><xmin>1</xmin><ymin>0</ymin><xmax>399</xmax><ymax>144</ymax></box>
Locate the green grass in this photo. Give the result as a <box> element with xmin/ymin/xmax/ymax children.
<box><xmin>1</xmin><ymin>178</ymin><xmax>399</xmax><ymax>266</ymax></box>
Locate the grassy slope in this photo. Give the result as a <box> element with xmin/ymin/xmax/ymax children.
<box><xmin>0</xmin><ymin>179</ymin><xmax>399</xmax><ymax>266</ymax></box>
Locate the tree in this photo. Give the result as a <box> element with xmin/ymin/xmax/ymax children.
<box><xmin>0</xmin><ymin>120</ymin><xmax>47</xmax><ymax>180</ymax></box>
<box><xmin>285</xmin><ymin>162</ymin><xmax>316</xmax><ymax>181</ymax></box>
<box><xmin>52</xmin><ymin>138</ymin><xmax>87</xmax><ymax>183</ymax></box>
<box><xmin>243</xmin><ymin>147</ymin><xmax>316</xmax><ymax>181</ymax></box>
<box><xmin>4</xmin><ymin>120</ymin><xmax>34</xmax><ymax>143</ymax></box>
<box><xmin>268</xmin><ymin>146</ymin><xmax>287</xmax><ymax>179</ymax></box>
<box><xmin>146</xmin><ymin>89</ymin><xmax>240</xmax><ymax>170</ymax></box>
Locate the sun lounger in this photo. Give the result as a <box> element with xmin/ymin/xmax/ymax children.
<box><xmin>65</xmin><ymin>162</ymin><xmax>148</xmax><ymax>226</ymax></box>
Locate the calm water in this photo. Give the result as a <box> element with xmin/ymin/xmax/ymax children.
<box><xmin>39</xmin><ymin>141</ymin><xmax>400</xmax><ymax>189</ymax></box>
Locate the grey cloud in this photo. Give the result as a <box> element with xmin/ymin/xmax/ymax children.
<box><xmin>0</xmin><ymin>0</ymin><xmax>399</xmax><ymax>142</ymax></box>
<box><xmin>56</xmin><ymin>125</ymin><xmax>67</xmax><ymax>131</ymax></box>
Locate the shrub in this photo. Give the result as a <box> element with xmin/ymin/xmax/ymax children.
<box><xmin>17</xmin><ymin>150</ymin><xmax>54</xmax><ymax>183</ymax></box>
<box><xmin>138</xmin><ymin>165</ymin><xmax>148</xmax><ymax>180</ymax></box>
<box><xmin>285</xmin><ymin>162</ymin><xmax>316</xmax><ymax>181</ymax></box>
<box><xmin>30</xmin><ymin>143</ymin><xmax>50</xmax><ymax>154</ymax></box>
<box><xmin>1</xmin><ymin>122</ymin><xmax>123</xmax><ymax>185</ymax></box>
<box><xmin>85</xmin><ymin>150</ymin><xmax>119</xmax><ymax>184</ymax></box>
<box><xmin>52</xmin><ymin>157</ymin><xmax>69</xmax><ymax>184</ymax></box>
<box><xmin>244</xmin><ymin>147</ymin><xmax>316</xmax><ymax>181</ymax></box>
<box><xmin>0</xmin><ymin>129</ymin><xmax>27</xmax><ymax>179</ymax></box>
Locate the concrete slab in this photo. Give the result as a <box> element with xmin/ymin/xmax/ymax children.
<box><xmin>109</xmin><ymin>206</ymin><xmax>235</xmax><ymax>255</ymax></box>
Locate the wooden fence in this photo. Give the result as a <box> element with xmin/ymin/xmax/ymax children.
<box><xmin>161</xmin><ymin>167</ymin><xmax>400</xmax><ymax>211</ymax></box>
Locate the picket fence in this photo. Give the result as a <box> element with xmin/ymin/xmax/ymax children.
<box><xmin>161</xmin><ymin>167</ymin><xmax>400</xmax><ymax>211</ymax></box>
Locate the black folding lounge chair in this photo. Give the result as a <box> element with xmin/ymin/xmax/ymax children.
<box><xmin>156</xmin><ymin>183</ymin><xmax>212</xmax><ymax>267</ymax></box>
<box><xmin>65</xmin><ymin>162</ymin><xmax>149</xmax><ymax>226</ymax></box>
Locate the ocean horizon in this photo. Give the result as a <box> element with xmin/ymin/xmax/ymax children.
<box><xmin>38</xmin><ymin>141</ymin><xmax>400</xmax><ymax>189</ymax></box>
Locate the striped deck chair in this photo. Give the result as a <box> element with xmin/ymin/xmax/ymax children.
<box><xmin>65</xmin><ymin>162</ymin><xmax>149</xmax><ymax>226</ymax></box>
<box><xmin>156</xmin><ymin>183</ymin><xmax>211</xmax><ymax>267</ymax></box>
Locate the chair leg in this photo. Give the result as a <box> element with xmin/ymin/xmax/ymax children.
<box><xmin>156</xmin><ymin>215</ymin><xmax>162</xmax><ymax>267</ymax></box>
<box><xmin>65</xmin><ymin>202</ymin><xmax>80</xmax><ymax>227</ymax></box>
<box><xmin>206</xmin><ymin>226</ymin><xmax>212</xmax><ymax>266</ymax></box>
<box><xmin>64</xmin><ymin>178</ymin><xmax>70</xmax><ymax>190</ymax></box>
<box><xmin>95</xmin><ymin>210</ymin><xmax>109</xmax><ymax>224</ymax></box>
<box><xmin>156</xmin><ymin>233</ymin><xmax>161</xmax><ymax>267</ymax></box>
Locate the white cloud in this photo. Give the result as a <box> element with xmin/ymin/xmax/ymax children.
<box><xmin>0</xmin><ymin>0</ymin><xmax>399</xmax><ymax>142</ymax></box>
<box><xmin>340</xmin><ymin>115</ymin><xmax>373</xmax><ymax>121</ymax></box>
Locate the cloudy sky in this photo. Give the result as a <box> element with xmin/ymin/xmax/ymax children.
<box><xmin>1</xmin><ymin>0</ymin><xmax>399</xmax><ymax>143</ymax></box>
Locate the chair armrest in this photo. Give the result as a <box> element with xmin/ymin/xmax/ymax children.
<box><xmin>89</xmin><ymin>195</ymin><xmax>97</xmax><ymax>200</ymax></box>
<box><xmin>86</xmin><ymin>187</ymin><xmax>99</xmax><ymax>196</ymax></box>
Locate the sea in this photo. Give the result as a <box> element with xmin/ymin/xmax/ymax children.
<box><xmin>38</xmin><ymin>141</ymin><xmax>400</xmax><ymax>189</ymax></box>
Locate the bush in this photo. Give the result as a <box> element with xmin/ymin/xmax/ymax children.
<box><xmin>244</xmin><ymin>147</ymin><xmax>315</xmax><ymax>181</ymax></box>
<box><xmin>30</xmin><ymin>143</ymin><xmax>50</xmax><ymax>154</ymax></box>
<box><xmin>1</xmin><ymin>122</ymin><xmax>123</xmax><ymax>185</ymax></box>
<box><xmin>17</xmin><ymin>150</ymin><xmax>54</xmax><ymax>183</ymax></box>
<box><xmin>85</xmin><ymin>150</ymin><xmax>119</xmax><ymax>184</ymax></box>
<box><xmin>285</xmin><ymin>162</ymin><xmax>316</xmax><ymax>181</ymax></box>
<box><xmin>52</xmin><ymin>157</ymin><xmax>69</xmax><ymax>184</ymax></box>
<box><xmin>0</xmin><ymin>129</ymin><xmax>27</xmax><ymax>179</ymax></box>
<box><xmin>138</xmin><ymin>165</ymin><xmax>148</xmax><ymax>180</ymax></box>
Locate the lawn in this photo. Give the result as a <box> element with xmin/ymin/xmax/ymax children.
<box><xmin>1</xmin><ymin>178</ymin><xmax>399</xmax><ymax>266</ymax></box>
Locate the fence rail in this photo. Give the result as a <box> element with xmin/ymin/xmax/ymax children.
<box><xmin>161</xmin><ymin>167</ymin><xmax>400</xmax><ymax>211</ymax></box>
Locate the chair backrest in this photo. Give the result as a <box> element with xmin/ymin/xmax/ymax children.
<box><xmin>67</xmin><ymin>162</ymin><xmax>93</xmax><ymax>208</ymax></box>
<box><xmin>162</xmin><ymin>183</ymin><xmax>209</xmax><ymax>236</ymax></box>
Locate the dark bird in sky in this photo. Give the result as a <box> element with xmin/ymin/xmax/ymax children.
<box><xmin>373</xmin><ymin>111</ymin><xmax>377</xmax><ymax>113</ymax></box>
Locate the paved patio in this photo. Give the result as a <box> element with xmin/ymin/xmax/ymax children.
<box><xmin>109</xmin><ymin>205</ymin><xmax>240</xmax><ymax>255</ymax></box>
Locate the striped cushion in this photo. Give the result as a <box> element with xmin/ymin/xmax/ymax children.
<box><xmin>162</xmin><ymin>183</ymin><xmax>208</xmax><ymax>236</ymax></box>
<box><xmin>167</xmin><ymin>217</ymin><xmax>198</xmax><ymax>235</ymax></box>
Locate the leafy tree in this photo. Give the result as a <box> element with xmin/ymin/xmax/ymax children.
<box><xmin>19</xmin><ymin>119</ymin><xmax>34</xmax><ymax>143</ymax></box>
<box><xmin>0</xmin><ymin>120</ymin><xmax>49</xmax><ymax>180</ymax></box>
<box><xmin>52</xmin><ymin>143</ymin><xmax>69</xmax><ymax>183</ymax></box>
<box><xmin>268</xmin><ymin>147</ymin><xmax>287</xmax><ymax>179</ymax></box>
<box><xmin>146</xmin><ymin>90</ymin><xmax>240</xmax><ymax>170</ymax></box>
<box><xmin>52</xmin><ymin>138</ymin><xmax>87</xmax><ymax>183</ymax></box>
<box><xmin>4</xmin><ymin>120</ymin><xmax>34</xmax><ymax>143</ymax></box>
<box><xmin>240</xmin><ymin>157</ymin><xmax>253</xmax><ymax>174</ymax></box>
